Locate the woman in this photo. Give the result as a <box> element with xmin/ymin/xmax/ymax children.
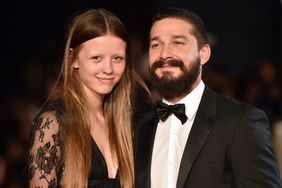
<box><xmin>27</xmin><ymin>8</ymin><xmax>142</xmax><ymax>187</ymax></box>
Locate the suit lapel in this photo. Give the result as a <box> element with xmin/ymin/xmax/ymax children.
<box><xmin>135</xmin><ymin>108</ymin><xmax>159</xmax><ymax>188</ymax></box>
<box><xmin>176</xmin><ymin>87</ymin><xmax>217</xmax><ymax>188</ymax></box>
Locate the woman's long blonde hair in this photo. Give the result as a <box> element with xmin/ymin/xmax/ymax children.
<box><xmin>60</xmin><ymin>8</ymin><xmax>137</xmax><ymax>187</ymax></box>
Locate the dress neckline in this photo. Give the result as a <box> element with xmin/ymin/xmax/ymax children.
<box><xmin>91</xmin><ymin>138</ymin><xmax>118</xmax><ymax>179</ymax></box>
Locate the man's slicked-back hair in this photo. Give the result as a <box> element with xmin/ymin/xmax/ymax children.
<box><xmin>152</xmin><ymin>7</ymin><xmax>209</xmax><ymax>48</ymax></box>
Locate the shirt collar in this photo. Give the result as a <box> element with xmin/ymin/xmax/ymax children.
<box><xmin>163</xmin><ymin>80</ymin><xmax>205</xmax><ymax>120</ymax></box>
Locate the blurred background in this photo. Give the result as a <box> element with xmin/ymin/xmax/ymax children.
<box><xmin>0</xmin><ymin>0</ymin><xmax>282</xmax><ymax>187</ymax></box>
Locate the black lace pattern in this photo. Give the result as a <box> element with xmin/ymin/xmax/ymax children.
<box><xmin>28</xmin><ymin>101</ymin><xmax>64</xmax><ymax>187</ymax></box>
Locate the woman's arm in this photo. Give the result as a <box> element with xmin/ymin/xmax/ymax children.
<box><xmin>28</xmin><ymin>110</ymin><xmax>63</xmax><ymax>187</ymax></box>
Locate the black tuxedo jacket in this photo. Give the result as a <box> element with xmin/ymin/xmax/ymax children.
<box><xmin>134</xmin><ymin>86</ymin><xmax>282</xmax><ymax>188</ymax></box>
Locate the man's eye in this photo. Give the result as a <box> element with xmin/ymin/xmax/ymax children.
<box><xmin>151</xmin><ymin>43</ymin><xmax>160</xmax><ymax>48</ymax></box>
<box><xmin>174</xmin><ymin>41</ymin><xmax>184</xmax><ymax>45</ymax></box>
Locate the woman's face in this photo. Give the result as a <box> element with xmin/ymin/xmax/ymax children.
<box><xmin>73</xmin><ymin>34</ymin><xmax>126</xmax><ymax>98</ymax></box>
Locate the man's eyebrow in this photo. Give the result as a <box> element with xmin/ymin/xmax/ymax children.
<box><xmin>150</xmin><ymin>35</ymin><xmax>188</xmax><ymax>42</ymax></box>
<box><xmin>150</xmin><ymin>36</ymin><xmax>160</xmax><ymax>42</ymax></box>
<box><xmin>171</xmin><ymin>35</ymin><xmax>188</xmax><ymax>40</ymax></box>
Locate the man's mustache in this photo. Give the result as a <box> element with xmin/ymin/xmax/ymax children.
<box><xmin>151</xmin><ymin>59</ymin><xmax>184</xmax><ymax>71</ymax></box>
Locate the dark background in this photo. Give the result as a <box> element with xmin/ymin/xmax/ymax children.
<box><xmin>0</xmin><ymin>0</ymin><xmax>282</xmax><ymax>187</ymax></box>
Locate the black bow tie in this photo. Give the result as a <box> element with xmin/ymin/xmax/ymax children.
<box><xmin>156</xmin><ymin>100</ymin><xmax>188</xmax><ymax>124</ymax></box>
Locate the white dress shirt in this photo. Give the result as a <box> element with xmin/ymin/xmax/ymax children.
<box><xmin>151</xmin><ymin>81</ymin><xmax>205</xmax><ymax>188</ymax></box>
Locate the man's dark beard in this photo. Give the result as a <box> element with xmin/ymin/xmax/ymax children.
<box><xmin>149</xmin><ymin>57</ymin><xmax>201</xmax><ymax>100</ymax></box>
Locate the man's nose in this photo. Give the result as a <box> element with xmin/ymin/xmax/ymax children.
<box><xmin>159</xmin><ymin>44</ymin><xmax>174</xmax><ymax>59</ymax></box>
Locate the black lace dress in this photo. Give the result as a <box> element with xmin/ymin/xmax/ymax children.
<box><xmin>27</xmin><ymin>100</ymin><xmax>120</xmax><ymax>188</ymax></box>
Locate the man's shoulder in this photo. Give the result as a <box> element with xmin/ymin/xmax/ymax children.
<box><xmin>214</xmin><ymin>90</ymin><xmax>266</xmax><ymax>118</ymax></box>
<box><xmin>202</xmin><ymin>86</ymin><xmax>264</xmax><ymax>116</ymax></box>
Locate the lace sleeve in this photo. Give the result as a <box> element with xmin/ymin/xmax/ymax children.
<box><xmin>28</xmin><ymin>110</ymin><xmax>63</xmax><ymax>187</ymax></box>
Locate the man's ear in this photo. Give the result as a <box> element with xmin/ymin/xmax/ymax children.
<box><xmin>199</xmin><ymin>44</ymin><xmax>211</xmax><ymax>65</ymax></box>
<box><xmin>69</xmin><ymin>48</ymin><xmax>79</xmax><ymax>68</ymax></box>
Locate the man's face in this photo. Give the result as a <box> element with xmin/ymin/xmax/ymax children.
<box><xmin>148</xmin><ymin>18</ymin><xmax>205</xmax><ymax>99</ymax></box>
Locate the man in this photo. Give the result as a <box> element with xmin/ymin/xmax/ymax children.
<box><xmin>134</xmin><ymin>7</ymin><xmax>282</xmax><ymax>188</ymax></box>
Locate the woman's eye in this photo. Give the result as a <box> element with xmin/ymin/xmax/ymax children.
<box><xmin>91</xmin><ymin>56</ymin><xmax>102</xmax><ymax>63</ymax></box>
<box><xmin>112</xmin><ymin>56</ymin><xmax>124</xmax><ymax>63</ymax></box>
